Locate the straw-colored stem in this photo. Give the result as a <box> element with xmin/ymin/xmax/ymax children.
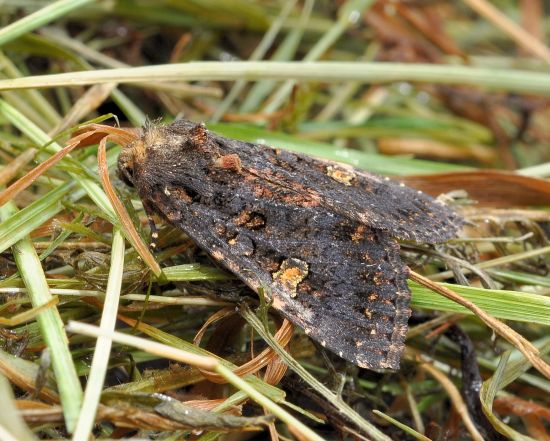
<box><xmin>71</xmin><ymin>229</ymin><xmax>125</xmax><ymax>441</ymax></box>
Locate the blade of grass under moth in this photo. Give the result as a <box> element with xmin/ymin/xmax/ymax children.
<box><xmin>240</xmin><ymin>304</ymin><xmax>392</xmax><ymax>441</ymax></box>
<box><xmin>162</xmin><ymin>263</ymin><xmax>234</xmax><ymax>281</ymax></box>
<box><xmin>72</xmin><ymin>229</ymin><xmax>124</xmax><ymax>441</ymax></box>
<box><xmin>0</xmin><ymin>0</ymin><xmax>95</xmax><ymax>47</ymax></box>
<box><xmin>0</xmin><ymin>200</ymin><xmax>83</xmax><ymax>433</ymax></box>
<box><xmin>7</xmin><ymin>276</ymin><xmax>547</xmax><ymax>324</ymax></box>
<box><xmin>409</xmin><ymin>271</ymin><xmax>550</xmax><ymax>380</ymax></box>
<box><xmin>2</xmin><ymin>61</ymin><xmax>550</xmax><ymax>96</ymax></box>
<box><xmin>66</xmin><ymin>321</ymin><xmax>327</xmax><ymax>441</ymax></box>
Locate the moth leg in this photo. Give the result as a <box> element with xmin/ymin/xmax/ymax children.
<box><xmin>142</xmin><ymin>200</ymin><xmax>160</xmax><ymax>250</ymax></box>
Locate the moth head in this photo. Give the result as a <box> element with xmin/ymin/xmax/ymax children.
<box><xmin>116</xmin><ymin>123</ymin><xmax>155</xmax><ymax>187</ymax></box>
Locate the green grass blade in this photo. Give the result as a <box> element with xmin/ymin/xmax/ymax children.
<box><xmin>239</xmin><ymin>0</ymin><xmax>314</xmax><ymax>113</ymax></box>
<box><xmin>264</xmin><ymin>0</ymin><xmax>375</xmax><ymax>113</ymax></box>
<box><xmin>210</xmin><ymin>0</ymin><xmax>299</xmax><ymax>122</ymax></box>
<box><xmin>487</xmin><ymin>269</ymin><xmax>550</xmax><ymax>287</ymax></box>
<box><xmin>0</xmin><ymin>182</ymin><xmax>76</xmax><ymax>253</ymax></box>
<box><xmin>216</xmin><ymin>364</ymin><xmax>326</xmax><ymax>441</ymax></box>
<box><xmin>409</xmin><ymin>281</ymin><xmax>550</xmax><ymax>326</ymax></box>
<box><xmin>0</xmin><ymin>0</ymin><xmax>95</xmax><ymax>47</ymax></box>
<box><xmin>0</xmin><ymin>200</ymin><xmax>83</xmax><ymax>433</ymax></box>
<box><xmin>162</xmin><ymin>263</ymin><xmax>234</xmax><ymax>281</ymax></box>
<box><xmin>119</xmin><ymin>318</ymin><xmax>285</xmax><ymax>402</ymax></box>
<box><xmin>1</xmin><ymin>62</ymin><xmax>550</xmax><ymax>96</ymax></box>
<box><xmin>372</xmin><ymin>410</ymin><xmax>430</xmax><ymax>441</ymax></box>
<box><xmin>479</xmin><ymin>345</ymin><xmax>547</xmax><ymax>441</ymax></box>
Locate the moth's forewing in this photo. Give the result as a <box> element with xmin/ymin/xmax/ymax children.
<box><xmin>124</xmin><ymin>120</ymin><xmax>461</xmax><ymax>369</ymax></box>
<box><xmin>174</xmin><ymin>120</ymin><xmax>462</xmax><ymax>243</ymax></box>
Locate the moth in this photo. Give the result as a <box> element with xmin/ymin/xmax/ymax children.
<box><xmin>117</xmin><ymin>120</ymin><xmax>463</xmax><ymax>370</ymax></box>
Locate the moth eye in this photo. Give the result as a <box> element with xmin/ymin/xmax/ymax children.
<box><xmin>117</xmin><ymin>155</ymin><xmax>135</xmax><ymax>187</ymax></box>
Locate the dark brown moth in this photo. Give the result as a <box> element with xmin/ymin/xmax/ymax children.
<box><xmin>117</xmin><ymin>119</ymin><xmax>463</xmax><ymax>370</ymax></box>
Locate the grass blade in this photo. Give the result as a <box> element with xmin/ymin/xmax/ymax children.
<box><xmin>409</xmin><ymin>281</ymin><xmax>550</xmax><ymax>326</ymax></box>
<box><xmin>0</xmin><ymin>0</ymin><xmax>95</xmax><ymax>47</ymax></box>
<box><xmin>72</xmin><ymin>229</ymin><xmax>125</xmax><ymax>440</ymax></box>
<box><xmin>1</xmin><ymin>62</ymin><xmax>550</xmax><ymax>95</ymax></box>
<box><xmin>0</xmin><ymin>200</ymin><xmax>82</xmax><ymax>432</ymax></box>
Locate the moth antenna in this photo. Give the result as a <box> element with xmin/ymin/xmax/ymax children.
<box><xmin>97</xmin><ymin>134</ymin><xmax>162</xmax><ymax>277</ymax></box>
